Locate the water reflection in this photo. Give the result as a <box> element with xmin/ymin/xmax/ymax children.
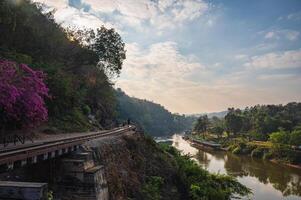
<box><xmin>170</xmin><ymin>134</ymin><xmax>301</xmax><ymax>200</ymax></box>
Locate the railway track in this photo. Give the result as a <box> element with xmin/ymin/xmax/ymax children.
<box><xmin>0</xmin><ymin>126</ymin><xmax>134</xmax><ymax>170</ymax></box>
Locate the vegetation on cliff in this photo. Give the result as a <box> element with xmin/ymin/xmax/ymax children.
<box><xmin>159</xmin><ymin>143</ymin><xmax>251</xmax><ymax>200</ymax></box>
<box><xmin>91</xmin><ymin>133</ymin><xmax>250</xmax><ymax>200</ymax></box>
<box><xmin>0</xmin><ymin>60</ymin><xmax>49</xmax><ymax>130</ymax></box>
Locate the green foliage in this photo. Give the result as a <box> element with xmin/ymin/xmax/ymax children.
<box><xmin>270</xmin><ymin>144</ymin><xmax>301</xmax><ymax>164</ymax></box>
<box><xmin>92</xmin><ymin>27</ymin><xmax>126</xmax><ymax>78</ymax></box>
<box><xmin>194</xmin><ymin>115</ymin><xmax>209</xmax><ymax>133</ymax></box>
<box><xmin>141</xmin><ymin>176</ymin><xmax>164</xmax><ymax>200</ymax></box>
<box><xmin>160</xmin><ymin>144</ymin><xmax>251</xmax><ymax>200</ymax></box>
<box><xmin>0</xmin><ymin>0</ymin><xmax>119</xmax><ymax>131</ymax></box>
<box><xmin>251</xmin><ymin>148</ymin><xmax>265</xmax><ymax>158</ymax></box>
<box><xmin>210</xmin><ymin>125</ymin><xmax>224</xmax><ymax>137</ymax></box>
<box><xmin>289</xmin><ymin>129</ymin><xmax>301</xmax><ymax>146</ymax></box>
<box><xmin>47</xmin><ymin>191</ymin><xmax>53</xmax><ymax>200</ymax></box>
<box><xmin>232</xmin><ymin>146</ymin><xmax>242</xmax><ymax>154</ymax></box>
<box><xmin>229</xmin><ymin>141</ymin><xmax>256</xmax><ymax>155</ymax></box>
<box><xmin>221</xmin><ymin>103</ymin><xmax>301</xmax><ymax>140</ymax></box>
<box><xmin>242</xmin><ymin>144</ymin><xmax>256</xmax><ymax>154</ymax></box>
<box><xmin>66</xmin><ymin>26</ymin><xmax>126</xmax><ymax>78</ymax></box>
<box><xmin>249</xmin><ymin>130</ymin><xmax>267</xmax><ymax>141</ymax></box>
<box><xmin>267</xmin><ymin>129</ymin><xmax>301</xmax><ymax>164</ymax></box>
<box><xmin>225</xmin><ymin>108</ymin><xmax>244</xmax><ymax>135</ymax></box>
<box><xmin>263</xmin><ymin>151</ymin><xmax>274</xmax><ymax>160</ymax></box>
<box><xmin>199</xmin><ymin>103</ymin><xmax>301</xmax><ymax>146</ymax></box>
<box><xmin>82</xmin><ymin>105</ymin><xmax>91</xmax><ymax>115</ymax></box>
<box><xmin>116</xmin><ymin>89</ymin><xmax>196</xmax><ymax>136</ymax></box>
<box><xmin>269</xmin><ymin>130</ymin><xmax>290</xmax><ymax>144</ymax></box>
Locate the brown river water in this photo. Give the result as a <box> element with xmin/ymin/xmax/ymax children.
<box><xmin>158</xmin><ymin>134</ymin><xmax>301</xmax><ymax>200</ymax></box>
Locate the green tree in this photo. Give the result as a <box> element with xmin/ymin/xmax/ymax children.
<box><xmin>269</xmin><ymin>130</ymin><xmax>290</xmax><ymax>144</ymax></box>
<box><xmin>194</xmin><ymin>115</ymin><xmax>209</xmax><ymax>133</ymax></box>
<box><xmin>209</xmin><ymin>116</ymin><xmax>225</xmax><ymax>138</ymax></box>
<box><xmin>224</xmin><ymin>108</ymin><xmax>243</xmax><ymax>136</ymax></box>
<box><xmin>65</xmin><ymin>26</ymin><xmax>126</xmax><ymax>78</ymax></box>
<box><xmin>90</xmin><ymin>26</ymin><xmax>126</xmax><ymax>78</ymax></box>
<box><xmin>289</xmin><ymin>129</ymin><xmax>301</xmax><ymax>146</ymax></box>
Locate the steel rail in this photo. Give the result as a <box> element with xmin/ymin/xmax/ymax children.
<box><xmin>0</xmin><ymin>126</ymin><xmax>134</xmax><ymax>166</ymax></box>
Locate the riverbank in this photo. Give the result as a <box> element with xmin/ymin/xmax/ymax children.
<box><xmin>86</xmin><ymin>132</ymin><xmax>251</xmax><ymax>200</ymax></box>
<box><xmin>270</xmin><ymin>159</ymin><xmax>301</xmax><ymax>169</ymax></box>
<box><xmin>170</xmin><ymin>134</ymin><xmax>301</xmax><ymax>200</ymax></box>
<box><xmin>185</xmin><ymin>135</ymin><xmax>301</xmax><ymax>169</ymax></box>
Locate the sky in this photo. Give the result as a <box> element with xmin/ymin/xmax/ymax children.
<box><xmin>33</xmin><ymin>0</ymin><xmax>301</xmax><ymax>114</ymax></box>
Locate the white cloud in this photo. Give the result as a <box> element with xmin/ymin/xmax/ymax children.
<box><xmin>264</xmin><ymin>29</ymin><xmax>300</xmax><ymax>41</ymax></box>
<box><xmin>32</xmin><ymin>0</ymin><xmax>68</xmax><ymax>10</ymax></box>
<box><xmin>33</xmin><ymin>0</ymin><xmax>117</xmax><ymax>29</ymax></box>
<box><xmin>235</xmin><ymin>54</ymin><xmax>248</xmax><ymax>60</ymax></box>
<box><xmin>158</xmin><ymin>0</ymin><xmax>174</xmax><ymax>12</ymax></box>
<box><xmin>286</xmin><ymin>31</ymin><xmax>300</xmax><ymax>41</ymax></box>
<box><xmin>264</xmin><ymin>31</ymin><xmax>275</xmax><ymax>39</ymax></box>
<box><xmin>36</xmin><ymin>0</ymin><xmax>209</xmax><ymax>31</ymax></box>
<box><xmin>278</xmin><ymin>12</ymin><xmax>301</xmax><ymax>21</ymax></box>
<box><xmin>172</xmin><ymin>0</ymin><xmax>208</xmax><ymax>22</ymax></box>
<box><xmin>121</xmin><ymin>41</ymin><xmax>205</xmax><ymax>79</ymax></box>
<box><xmin>55</xmin><ymin>7</ymin><xmax>112</xmax><ymax>29</ymax></box>
<box><xmin>213</xmin><ymin>62</ymin><xmax>222</xmax><ymax>68</ymax></box>
<box><xmin>287</xmin><ymin>11</ymin><xmax>301</xmax><ymax>21</ymax></box>
<box><xmin>257</xmin><ymin>74</ymin><xmax>299</xmax><ymax>81</ymax></box>
<box><xmin>244</xmin><ymin>49</ymin><xmax>301</xmax><ymax>69</ymax></box>
<box><xmin>117</xmin><ymin>42</ymin><xmax>216</xmax><ymax>113</ymax></box>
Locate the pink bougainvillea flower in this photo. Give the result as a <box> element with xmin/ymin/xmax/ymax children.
<box><xmin>0</xmin><ymin>60</ymin><xmax>49</xmax><ymax>129</ymax></box>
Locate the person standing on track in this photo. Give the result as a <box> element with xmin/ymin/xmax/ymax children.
<box><xmin>127</xmin><ymin>118</ymin><xmax>131</xmax><ymax>126</ymax></box>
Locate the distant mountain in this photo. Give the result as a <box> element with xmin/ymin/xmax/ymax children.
<box><xmin>190</xmin><ymin>110</ymin><xmax>228</xmax><ymax>119</ymax></box>
<box><xmin>115</xmin><ymin>89</ymin><xmax>196</xmax><ymax>136</ymax></box>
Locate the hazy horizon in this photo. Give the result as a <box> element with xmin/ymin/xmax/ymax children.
<box><xmin>33</xmin><ymin>0</ymin><xmax>301</xmax><ymax>114</ymax></box>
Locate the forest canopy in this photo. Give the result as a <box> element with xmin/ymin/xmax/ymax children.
<box><xmin>116</xmin><ymin>89</ymin><xmax>196</xmax><ymax>136</ymax></box>
<box><xmin>194</xmin><ymin>102</ymin><xmax>301</xmax><ymax>143</ymax></box>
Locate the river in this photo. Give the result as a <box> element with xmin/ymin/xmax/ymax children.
<box><xmin>158</xmin><ymin>134</ymin><xmax>301</xmax><ymax>200</ymax></box>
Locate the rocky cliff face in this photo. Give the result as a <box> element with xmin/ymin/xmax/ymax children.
<box><xmin>85</xmin><ymin>131</ymin><xmax>188</xmax><ymax>200</ymax></box>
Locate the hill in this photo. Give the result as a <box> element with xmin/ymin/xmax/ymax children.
<box><xmin>116</xmin><ymin>89</ymin><xmax>196</xmax><ymax>136</ymax></box>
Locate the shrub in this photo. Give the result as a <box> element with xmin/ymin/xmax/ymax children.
<box><xmin>82</xmin><ymin>105</ymin><xmax>91</xmax><ymax>115</ymax></box>
<box><xmin>289</xmin><ymin>129</ymin><xmax>301</xmax><ymax>146</ymax></box>
<box><xmin>228</xmin><ymin>144</ymin><xmax>237</xmax><ymax>152</ymax></box>
<box><xmin>0</xmin><ymin>60</ymin><xmax>49</xmax><ymax>130</ymax></box>
<box><xmin>242</xmin><ymin>144</ymin><xmax>256</xmax><ymax>154</ymax></box>
<box><xmin>263</xmin><ymin>151</ymin><xmax>273</xmax><ymax>160</ymax></box>
<box><xmin>160</xmin><ymin>145</ymin><xmax>251</xmax><ymax>200</ymax></box>
<box><xmin>232</xmin><ymin>146</ymin><xmax>241</xmax><ymax>154</ymax></box>
<box><xmin>141</xmin><ymin>176</ymin><xmax>164</xmax><ymax>200</ymax></box>
<box><xmin>281</xmin><ymin>148</ymin><xmax>300</xmax><ymax>164</ymax></box>
<box><xmin>251</xmin><ymin>148</ymin><xmax>265</xmax><ymax>158</ymax></box>
<box><xmin>271</xmin><ymin>144</ymin><xmax>300</xmax><ymax>164</ymax></box>
<box><xmin>249</xmin><ymin>131</ymin><xmax>267</xmax><ymax>141</ymax></box>
<box><xmin>269</xmin><ymin>130</ymin><xmax>289</xmax><ymax>145</ymax></box>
